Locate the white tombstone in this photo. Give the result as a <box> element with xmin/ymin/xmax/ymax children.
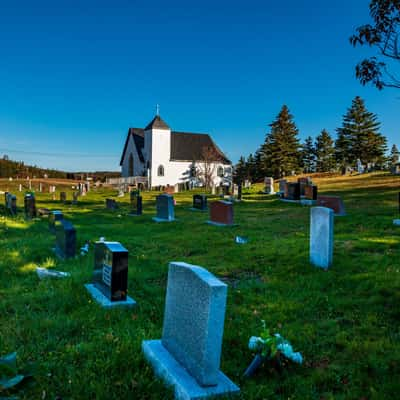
<box><xmin>310</xmin><ymin>207</ymin><xmax>334</xmax><ymax>269</ymax></box>
<box><xmin>264</xmin><ymin>177</ymin><xmax>275</xmax><ymax>194</ymax></box>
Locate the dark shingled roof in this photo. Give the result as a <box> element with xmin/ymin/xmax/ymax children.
<box><xmin>119</xmin><ymin>117</ymin><xmax>231</xmax><ymax>166</ymax></box>
<box><xmin>144</xmin><ymin>115</ymin><xmax>170</xmax><ymax>130</ymax></box>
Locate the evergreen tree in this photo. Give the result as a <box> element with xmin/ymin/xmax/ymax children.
<box><xmin>315</xmin><ymin>129</ymin><xmax>336</xmax><ymax>172</ymax></box>
<box><xmin>301</xmin><ymin>136</ymin><xmax>316</xmax><ymax>173</ymax></box>
<box><xmin>336</xmin><ymin>96</ymin><xmax>387</xmax><ymax>166</ymax></box>
<box><xmin>261</xmin><ymin>105</ymin><xmax>301</xmax><ymax>178</ymax></box>
<box><xmin>390</xmin><ymin>144</ymin><xmax>400</xmax><ymax>165</ymax></box>
<box><xmin>234</xmin><ymin>156</ymin><xmax>247</xmax><ymax>183</ymax></box>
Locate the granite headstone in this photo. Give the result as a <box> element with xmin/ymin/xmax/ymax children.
<box><xmin>153</xmin><ymin>194</ymin><xmax>175</xmax><ymax>222</ymax></box>
<box><xmin>54</xmin><ymin>219</ymin><xmax>76</xmax><ymax>259</ymax></box>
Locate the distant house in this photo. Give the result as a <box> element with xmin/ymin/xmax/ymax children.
<box><xmin>119</xmin><ymin>114</ymin><xmax>232</xmax><ymax>188</ymax></box>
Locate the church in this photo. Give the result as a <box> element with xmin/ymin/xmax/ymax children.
<box><xmin>120</xmin><ymin>114</ymin><xmax>232</xmax><ymax>188</ymax></box>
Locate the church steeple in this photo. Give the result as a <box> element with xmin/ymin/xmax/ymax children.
<box><xmin>144</xmin><ymin>115</ymin><xmax>170</xmax><ymax>131</ymax></box>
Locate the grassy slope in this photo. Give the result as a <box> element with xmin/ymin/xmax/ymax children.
<box><xmin>0</xmin><ymin>172</ymin><xmax>399</xmax><ymax>399</ymax></box>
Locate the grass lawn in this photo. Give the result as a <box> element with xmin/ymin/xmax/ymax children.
<box><xmin>0</xmin><ymin>172</ymin><xmax>399</xmax><ymax>399</ymax></box>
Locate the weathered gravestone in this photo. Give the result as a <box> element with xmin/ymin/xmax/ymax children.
<box><xmin>237</xmin><ymin>183</ymin><xmax>242</xmax><ymax>201</ymax></box>
<box><xmin>153</xmin><ymin>194</ymin><xmax>175</xmax><ymax>222</ymax></box>
<box><xmin>142</xmin><ymin>262</ymin><xmax>240</xmax><ymax>400</ymax></box>
<box><xmin>310</xmin><ymin>207</ymin><xmax>334</xmax><ymax>269</ymax></box>
<box><xmin>85</xmin><ymin>241</ymin><xmax>136</xmax><ymax>307</ymax></box>
<box><xmin>54</xmin><ymin>219</ymin><xmax>76</xmax><ymax>259</ymax></box>
<box><xmin>24</xmin><ymin>193</ymin><xmax>37</xmax><ymax>219</ymax></box>
<box><xmin>264</xmin><ymin>177</ymin><xmax>275</xmax><ymax>194</ymax></box>
<box><xmin>317</xmin><ymin>195</ymin><xmax>346</xmax><ymax>216</ymax></box>
<box><xmin>106</xmin><ymin>198</ymin><xmax>119</xmax><ymax>210</ymax></box>
<box><xmin>129</xmin><ymin>190</ymin><xmax>142</xmax><ymax>216</ymax></box>
<box><xmin>5</xmin><ymin>193</ymin><xmax>17</xmax><ymax>216</ymax></box>
<box><xmin>207</xmin><ymin>201</ymin><xmax>234</xmax><ymax>226</ymax></box>
<box><xmin>192</xmin><ymin>194</ymin><xmax>208</xmax><ymax>211</ymax></box>
<box><xmin>49</xmin><ymin>210</ymin><xmax>63</xmax><ymax>234</ymax></box>
<box><xmin>60</xmin><ymin>192</ymin><xmax>67</xmax><ymax>203</ymax></box>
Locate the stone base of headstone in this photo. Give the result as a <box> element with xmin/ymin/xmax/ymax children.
<box><xmin>393</xmin><ymin>219</ymin><xmax>400</xmax><ymax>226</ymax></box>
<box><xmin>300</xmin><ymin>199</ymin><xmax>317</xmax><ymax>206</ymax></box>
<box><xmin>279</xmin><ymin>198</ymin><xmax>300</xmax><ymax>204</ymax></box>
<box><xmin>152</xmin><ymin>217</ymin><xmax>176</xmax><ymax>223</ymax></box>
<box><xmin>142</xmin><ymin>340</ymin><xmax>240</xmax><ymax>400</ymax></box>
<box><xmin>84</xmin><ymin>284</ymin><xmax>136</xmax><ymax>308</ymax></box>
<box><xmin>206</xmin><ymin>220</ymin><xmax>237</xmax><ymax>227</ymax></box>
<box><xmin>52</xmin><ymin>246</ymin><xmax>69</xmax><ymax>260</ymax></box>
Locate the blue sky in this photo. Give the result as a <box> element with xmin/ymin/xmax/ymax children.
<box><xmin>0</xmin><ymin>0</ymin><xmax>398</xmax><ymax>171</ymax></box>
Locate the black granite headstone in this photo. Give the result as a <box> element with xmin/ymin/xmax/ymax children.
<box><xmin>286</xmin><ymin>183</ymin><xmax>300</xmax><ymax>200</ymax></box>
<box><xmin>24</xmin><ymin>193</ymin><xmax>37</xmax><ymax>218</ymax></box>
<box><xmin>5</xmin><ymin>193</ymin><xmax>17</xmax><ymax>216</ymax></box>
<box><xmin>72</xmin><ymin>192</ymin><xmax>79</xmax><ymax>205</ymax></box>
<box><xmin>193</xmin><ymin>194</ymin><xmax>208</xmax><ymax>211</ymax></box>
<box><xmin>54</xmin><ymin>219</ymin><xmax>76</xmax><ymax>259</ymax></box>
<box><xmin>106</xmin><ymin>198</ymin><xmax>118</xmax><ymax>210</ymax></box>
<box><xmin>93</xmin><ymin>241</ymin><xmax>128</xmax><ymax>301</ymax></box>
<box><xmin>130</xmin><ymin>191</ymin><xmax>142</xmax><ymax>215</ymax></box>
<box><xmin>49</xmin><ymin>210</ymin><xmax>63</xmax><ymax>234</ymax></box>
<box><xmin>238</xmin><ymin>183</ymin><xmax>242</xmax><ymax>201</ymax></box>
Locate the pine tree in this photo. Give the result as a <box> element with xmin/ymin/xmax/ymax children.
<box><xmin>336</xmin><ymin>96</ymin><xmax>387</xmax><ymax>167</ymax></box>
<box><xmin>301</xmin><ymin>136</ymin><xmax>316</xmax><ymax>173</ymax></box>
<box><xmin>390</xmin><ymin>144</ymin><xmax>400</xmax><ymax>165</ymax></box>
<box><xmin>261</xmin><ymin>105</ymin><xmax>301</xmax><ymax>178</ymax></box>
<box><xmin>315</xmin><ymin>129</ymin><xmax>335</xmax><ymax>172</ymax></box>
<box><xmin>234</xmin><ymin>156</ymin><xmax>247</xmax><ymax>183</ymax></box>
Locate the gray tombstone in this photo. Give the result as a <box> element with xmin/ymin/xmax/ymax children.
<box><xmin>153</xmin><ymin>194</ymin><xmax>175</xmax><ymax>222</ymax></box>
<box><xmin>310</xmin><ymin>207</ymin><xmax>334</xmax><ymax>269</ymax></box>
<box><xmin>264</xmin><ymin>177</ymin><xmax>275</xmax><ymax>194</ymax></box>
<box><xmin>142</xmin><ymin>262</ymin><xmax>239</xmax><ymax>400</ymax></box>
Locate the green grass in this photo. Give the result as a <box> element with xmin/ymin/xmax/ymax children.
<box><xmin>1</xmin><ymin>172</ymin><xmax>400</xmax><ymax>399</ymax></box>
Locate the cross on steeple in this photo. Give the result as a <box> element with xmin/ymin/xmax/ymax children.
<box><xmin>156</xmin><ymin>104</ymin><xmax>160</xmax><ymax>116</ymax></box>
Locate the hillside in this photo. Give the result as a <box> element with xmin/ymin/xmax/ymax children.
<box><xmin>0</xmin><ymin>172</ymin><xmax>399</xmax><ymax>399</ymax></box>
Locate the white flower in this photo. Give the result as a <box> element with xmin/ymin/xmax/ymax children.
<box><xmin>248</xmin><ymin>336</ymin><xmax>264</xmax><ymax>351</ymax></box>
<box><xmin>277</xmin><ymin>342</ymin><xmax>303</xmax><ymax>364</ymax></box>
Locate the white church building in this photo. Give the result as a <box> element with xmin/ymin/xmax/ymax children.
<box><xmin>120</xmin><ymin>114</ymin><xmax>232</xmax><ymax>188</ymax></box>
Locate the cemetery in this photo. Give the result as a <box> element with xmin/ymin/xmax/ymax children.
<box><xmin>0</xmin><ymin>171</ymin><xmax>399</xmax><ymax>399</ymax></box>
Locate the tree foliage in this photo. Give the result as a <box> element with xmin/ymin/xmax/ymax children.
<box><xmin>315</xmin><ymin>130</ymin><xmax>336</xmax><ymax>172</ymax></box>
<box><xmin>350</xmin><ymin>0</ymin><xmax>400</xmax><ymax>89</ymax></box>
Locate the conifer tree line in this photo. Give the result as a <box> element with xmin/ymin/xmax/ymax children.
<box><xmin>234</xmin><ymin>96</ymin><xmax>395</xmax><ymax>182</ymax></box>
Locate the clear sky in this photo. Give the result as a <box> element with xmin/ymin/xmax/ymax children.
<box><xmin>0</xmin><ymin>0</ymin><xmax>398</xmax><ymax>172</ymax></box>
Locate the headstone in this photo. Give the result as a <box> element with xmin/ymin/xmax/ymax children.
<box><xmin>192</xmin><ymin>194</ymin><xmax>208</xmax><ymax>211</ymax></box>
<box><xmin>153</xmin><ymin>194</ymin><xmax>175</xmax><ymax>222</ymax></box>
<box><xmin>298</xmin><ymin>177</ymin><xmax>312</xmax><ymax>197</ymax></box>
<box><xmin>237</xmin><ymin>183</ymin><xmax>242</xmax><ymax>201</ymax></box>
<box><xmin>72</xmin><ymin>192</ymin><xmax>79</xmax><ymax>205</ymax></box>
<box><xmin>106</xmin><ymin>198</ymin><xmax>119</xmax><ymax>210</ymax></box>
<box><xmin>19</xmin><ymin>184</ymin><xmax>22</xmax><ymax>192</ymax></box>
<box><xmin>39</xmin><ymin>182</ymin><xmax>43</xmax><ymax>192</ymax></box>
<box><xmin>233</xmin><ymin>184</ymin><xmax>239</xmax><ymax>197</ymax></box>
<box><xmin>356</xmin><ymin>159</ymin><xmax>364</xmax><ymax>174</ymax></box>
<box><xmin>142</xmin><ymin>262</ymin><xmax>239</xmax><ymax>399</ymax></box>
<box><xmin>208</xmin><ymin>201</ymin><xmax>234</xmax><ymax>226</ymax></box>
<box><xmin>129</xmin><ymin>190</ymin><xmax>142</xmax><ymax>216</ymax></box>
<box><xmin>54</xmin><ymin>219</ymin><xmax>76</xmax><ymax>259</ymax></box>
<box><xmin>92</xmin><ymin>241</ymin><xmax>129</xmax><ymax>301</ymax></box>
<box><xmin>317</xmin><ymin>195</ymin><xmax>346</xmax><ymax>216</ymax></box>
<box><xmin>286</xmin><ymin>182</ymin><xmax>300</xmax><ymax>200</ymax></box>
<box><xmin>211</xmin><ymin>185</ymin><xmax>216</xmax><ymax>195</ymax></box>
<box><xmin>279</xmin><ymin>179</ymin><xmax>287</xmax><ymax>193</ymax></box>
<box><xmin>264</xmin><ymin>177</ymin><xmax>275</xmax><ymax>194</ymax></box>
<box><xmin>24</xmin><ymin>193</ymin><xmax>37</xmax><ymax>219</ymax></box>
<box><xmin>5</xmin><ymin>193</ymin><xmax>17</xmax><ymax>216</ymax></box>
<box><xmin>310</xmin><ymin>207</ymin><xmax>334</xmax><ymax>269</ymax></box>
<box><xmin>304</xmin><ymin>185</ymin><xmax>318</xmax><ymax>200</ymax></box>
<box><xmin>60</xmin><ymin>192</ymin><xmax>67</xmax><ymax>203</ymax></box>
<box><xmin>244</xmin><ymin>179</ymin><xmax>251</xmax><ymax>189</ymax></box>
<box><xmin>49</xmin><ymin>210</ymin><xmax>63</xmax><ymax>234</ymax></box>
<box><xmin>164</xmin><ymin>186</ymin><xmax>175</xmax><ymax>195</ymax></box>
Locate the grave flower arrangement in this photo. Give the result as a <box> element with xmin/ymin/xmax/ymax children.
<box><xmin>244</xmin><ymin>320</ymin><xmax>303</xmax><ymax>377</ymax></box>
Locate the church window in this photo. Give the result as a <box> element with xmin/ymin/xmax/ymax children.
<box><xmin>217</xmin><ymin>166</ymin><xmax>224</xmax><ymax>177</ymax></box>
<box><xmin>157</xmin><ymin>165</ymin><xmax>165</xmax><ymax>176</ymax></box>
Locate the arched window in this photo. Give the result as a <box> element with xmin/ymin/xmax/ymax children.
<box><xmin>217</xmin><ymin>166</ymin><xmax>224</xmax><ymax>177</ymax></box>
<box><xmin>128</xmin><ymin>153</ymin><xmax>134</xmax><ymax>176</ymax></box>
<box><xmin>157</xmin><ymin>165</ymin><xmax>165</xmax><ymax>177</ymax></box>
